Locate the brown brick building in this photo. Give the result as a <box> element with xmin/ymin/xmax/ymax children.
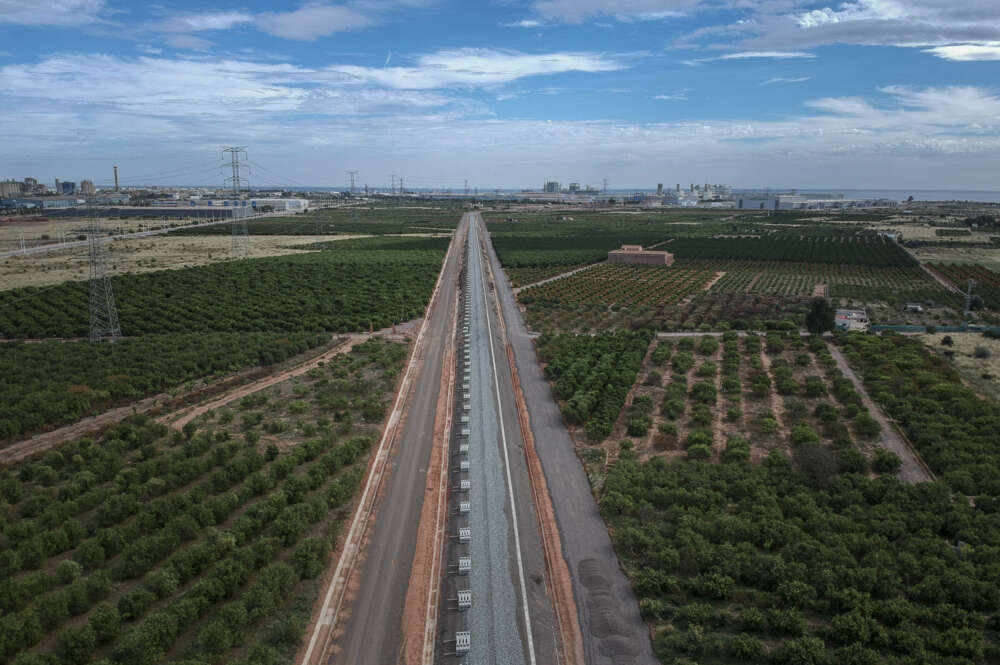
<box><xmin>607</xmin><ymin>244</ymin><xmax>675</xmax><ymax>266</ymax></box>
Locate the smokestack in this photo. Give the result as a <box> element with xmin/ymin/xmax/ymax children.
<box><xmin>113</xmin><ymin>166</ymin><xmax>119</xmax><ymax>192</ymax></box>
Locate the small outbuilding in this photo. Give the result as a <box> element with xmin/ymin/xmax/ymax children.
<box><xmin>608</xmin><ymin>244</ymin><xmax>675</xmax><ymax>266</ymax></box>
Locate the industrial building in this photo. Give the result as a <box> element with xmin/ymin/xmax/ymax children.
<box><xmin>608</xmin><ymin>244</ymin><xmax>675</xmax><ymax>266</ymax></box>
<box><xmin>736</xmin><ymin>194</ymin><xmax>898</xmax><ymax>211</ymax></box>
<box><xmin>192</xmin><ymin>198</ymin><xmax>309</xmax><ymax>212</ymax></box>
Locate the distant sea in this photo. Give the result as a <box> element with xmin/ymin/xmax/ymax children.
<box><xmin>785</xmin><ymin>189</ymin><xmax>1000</xmax><ymax>204</ymax></box>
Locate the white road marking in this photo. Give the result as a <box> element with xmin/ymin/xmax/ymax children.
<box><xmin>471</xmin><ymin>214</ymin><xmax>538</xmax><ymax>665</ymax></box>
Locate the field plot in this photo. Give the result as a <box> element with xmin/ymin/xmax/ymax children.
<box><xmin>836</xmin><ymin>331</ymin><xmax>1000</xmax><ymax>495</ymax></box>
<box><xmin>919</xmin><ymin>332</ymin><xmax>1000</xmax><ymax>401</ymax></box>
<box><xmin>929</xmin><ymin>263</ymin><xmax>1000</xmax><ymax>309</ymax></box>
<box><xmin>520</xmin><ymin>264</ymin><xmax>716</xmax><ymax>331</ymax></box>
<box><xmin>0</xmin><ymin>239</ymin><xmax>447</xmax><ymax>339</ymax></box>
<box><xmin>553</xmin><ymin>332</ymin><xmax>1000</xmax><ymax>664</ymax></box>
<box><xmin>0</xmin><ymin>235</ymin><xmax>337</xmax><ymax>291</ymax></box>
<box><xmin>486</xmin><ymin>210</ymin><xmax>730</xmax><ymax>271</ymax></box>
<box><xmin>504</xmin><ymin>264</ymin><xmax>587</xmax><ymax>288</ymax></box>
<box><xmin>601</xmin><ymin>458</ymin><xmax>1000</xmax><ymax>665</ymax></box>
<box><xmin>669</xmin><ymin>234</ymin><xmax>916</xmax><ymax>267</ymax></box>
<box><xmin>175</xmin><ymin>206</ymin><xmax>459</xmax><ymax>236</ymax></box>
<box><xmin>0</xmin><ymin>332</ymin><xmax>328</xmax><ymax>442</ymax></box>
<box><xmin>0</xmin><ymin>339</ymin><xmax>405</xmax><ymax>665</ymax></box>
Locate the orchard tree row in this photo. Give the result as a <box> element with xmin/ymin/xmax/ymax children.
<box><xmin>602</xmin><ymin>453</ymin><xmax>1000</xmax><ymax>664</ymax></box>
<box><xmin>536</xmin><ymin>331</ymin><xmax>654</xmax><ymax>440</ymax></box>
<box><xmin>0</xmin><ymin>332</ymin><xmax>328</xmax><ymax>442</ymax></box>
<box><xmin>0</xmin><ymin>244</ymin><xmax>446</xmax><ymax>339</ymax></box>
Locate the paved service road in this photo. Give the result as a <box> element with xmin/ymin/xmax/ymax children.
<box><xmin>327</xmin><ymin>217</ymin><xmax>465</xmax><ymax>664</ymax></box>
<box><xmin>481</xmin><ymin>217</ymin><xmax>658</xmax><ymax>665</ymax></box>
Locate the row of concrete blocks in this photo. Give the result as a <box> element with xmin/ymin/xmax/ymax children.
<box><xmin>445</xmin><ymin>285</ymin><xmax>475</xmax><ymax>657</ymax></box>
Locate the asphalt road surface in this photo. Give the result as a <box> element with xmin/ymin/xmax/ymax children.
<box><xmin>329</xmin><ymin>216</ymin><xmax>465</xmax><ymax>664</ymax></box>
<box><xmin>481</xmin><ymin>218</ymin><xmax>658</xmax><ymax>665</ymax></box>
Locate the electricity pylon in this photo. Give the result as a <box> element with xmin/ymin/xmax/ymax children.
<box><xmin>87</xmin><ymin>201</ymin><xmax>121</xmax><ymax>341</ymax></box>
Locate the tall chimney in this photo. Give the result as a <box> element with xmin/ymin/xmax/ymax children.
<box><xmin>113</xmin><ymin>166</ymin><xmax>119</xmax><ymax>191</ymax></box>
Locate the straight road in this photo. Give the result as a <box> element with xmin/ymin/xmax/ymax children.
<box><xmin>481</xmin><ymin>217</ymin><xmax>658</xmax><ymax>665</ymax></box>
<box><xmin>318</xmin><ymin>218</ymin><xmax>465</xmax><ymax>664</ymax></box>
<box><xmin>435</xmin><ymin>215</ymin><xmax>557</xmax><ymax>664</ymax></box>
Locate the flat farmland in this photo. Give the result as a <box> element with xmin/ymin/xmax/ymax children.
<box><xmin>929</xmin><ymin>263</ymin><xmax>1000</xmax><ymax>309</ymax></box>
<box><xmin>0</xmin><ymin>237</ymin><xmax>448</xmax><ymax>338</ymax></box>
<box><xmin>0</xmin><ymin>235</ymin><xmax>359</xmax><ymax>291</ymax></box>
<box><xmin>0</xmin><ymin>338</ymin><xmax>405</xmax><ymax>665</ymax></box>
<box><xmin>519</xmin><ymin>263</ymin><xmax>717</xmax><ymax>331</ymax></box>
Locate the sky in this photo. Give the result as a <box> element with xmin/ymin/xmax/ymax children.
<box><xmin>1</xmin><ymin>0</ymin><xmax>1000</xmax><ymax>191</ymax></box>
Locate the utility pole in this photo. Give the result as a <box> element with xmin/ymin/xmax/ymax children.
<box><xmin>18</xmin><ymin>233</ymin><xmax>25</xmax><ymax>252</ymax></box>
<box><xmin>346</xmin><ymin>170</ymin><xmax>358</xmax><ymax>195</ymax></box>
<box><xmin>390</xmin><ymin>175</ymin><xmax>397</xmax><ymax>195</ymax></box>
<box><xmin>399</xmin><ymin>176</ymin><xmax>404</xmax><ymax>195</ymax></box>
<box><xmin>603</xmin><ymin>178</ymin><xmax>609</xmax><ymax>195</ymax></box>
<box><xmin>87</xmin><ymin>197</ymin><xmax>121</xmax><ymax>340</ymax></box>
<box><xmin>464</xmin><ymin>179</ymin><xmax>469</xmax><ymax>196</ymax></box>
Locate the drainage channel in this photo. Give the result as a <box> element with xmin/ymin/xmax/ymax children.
<box><xmin>437</xmin><ymin>217</ymin><xmax>532</xmax><ymax>664</ymax></box>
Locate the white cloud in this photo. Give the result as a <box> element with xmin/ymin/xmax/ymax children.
<box><xmin>164</xmin><ymin>34</ymin><xmax>213</xmax><ymax>51</ymax></box>
<box><xmin>683</xmin><ymin>50</ymin><xmax>815</xmax><ymax>65</ymax></box>
<box><xmin>503</xmin><ymin>19</ymin><xmax>543</xmax><ymax>28</ymax></box>
<box><xmin>326</xmin><ymin>48</ymin><xmax>625</xmax><ymax>89</ymax></box>
<box><xmin>673</xmin><ymin>0</ymin><xmax>1000</xmax><ymax>58</ymax></box>
<box><xmin>4</xmin><ymin>75</ymin><xmax>1000</xmax><ymax>189</ymax></box>
<box><xmin>255</xmin><ymin>5</ymin><xmax>375</xmax><ymax>40</ymax></box>
<box><xmin>156</xmin><ymin>11</ymin><xmax>254</xmax><ymax>33</ymax></box>
<box><xmin>762</xmin><ymin>76</ymin><xmax>812</xmax><ymax>84</ymax></box>
<box><xmin>924</xmin><ymin>42</ymin><xmax>1000</xmax><ymax>61</ymax></box>
<box><xmin>655</xmin><ymin>92</ymin><xmax>688</xmax><ymax>100</ymax></box>
<box><xmin>0</xmin><ymin>0</ymin><xmax>106</xmax><ymax>25</ymax></box>
<box><xmin>797</xmin><ymin>0</ymin><xmax>906</xmax><ymax>28</ymax></box>
<box><xmin>532</xmin><ymin>0</ymin><xmax>696</xmax><ymax>24</ymax></box>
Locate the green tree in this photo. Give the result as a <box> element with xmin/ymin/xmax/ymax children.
<box><xmin>56</xmin><ymin>625</ymin><xmax>96</xmax><ymax>665</ymax></box>
<box><xmin>805</xmin><ymin>298</ymin><xmax>836</xmax><ymax>335</ymax></box>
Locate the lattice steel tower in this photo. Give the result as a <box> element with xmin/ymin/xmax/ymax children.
<box><xmin>87</xmin><ymin>206</ymin><xmax>121</xmax><ymax>340</ymax></box>
<box><xmin>222</xmin><ymin>146</ymin><xmax>251</xmax><ymax>259</ymax></box>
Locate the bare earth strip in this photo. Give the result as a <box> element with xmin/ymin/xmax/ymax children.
<box><xmin>163</xmin><ymin>332</ymin><xmax>379</xmax><ymax>430</ymax></box>
<box><xmin>920</xmin><ymin>263</ymin><xmax>963</xmax><ymax>294</ymax></box>
<box><xmin>0</xmin><ymin>332</ymin><xmax>390</xmax><ymax>467</ymax></box>
<box><xmin>826</xmin><ymin>344</ymin><xmax>935</xmax><ymax>483</ymax></box>
<box><xmin>513</xmin><ymin>262</ymin><xmax>602</xmax><ymax>294</ymax></box>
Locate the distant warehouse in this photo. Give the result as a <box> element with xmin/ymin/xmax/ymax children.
<box><xmin>608</xmin><ymin>244</ymin><xmax>675</xmax><ymax>266</ymax></box>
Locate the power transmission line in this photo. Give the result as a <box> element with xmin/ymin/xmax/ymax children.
<box><xmin>87</xmin><ymin>196</ymin><xmax>122</xmax><ymax>341</ymax></box>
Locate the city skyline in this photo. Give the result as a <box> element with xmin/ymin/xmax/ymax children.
<box><xmin>2</xmin><ymin>0</ymin><xmax>1000</xmax><ymax>189</ymax></box>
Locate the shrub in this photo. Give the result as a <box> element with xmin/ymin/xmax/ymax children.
<box><xmin>687</xmin><ymin>444</ymin><xmax>711</xmax><ymax>460</ymax></box>
<box><xmin>726</xmin><ymin>406</ymin><xmax>742</xmax><ymax>422</ymax></box>
<box><xmin>686</xmin><ymin>431</ymin><xmax>713</xmax><ymax>448</ymax></box>
<box><xmin>838</xmin><ymin>448</ymin><xmax>868</xmax><ymax>474</ymax></box>
<box><xmin>689</xmin><ymin>381</ymin><xmax>717</xmax><ymax>404</ymax></box>
<box><xmin>791</xmin><ymin>423</ymin><xmax>821</xmax><ymax>446</ymax></box>
<box><xmin>723</xmin><ymin>437</ymin><xmax>750</xmax><ymax>463</ymax></box>
<box><xmin>872</xmin><ymin>449</ymin><xmax>902</xmax><ymax>474</ymax></box>
<box><xmin>974</xmin><ymin>346</ymin><xmax>991</xmax><ymax>359</ymax></box>
<box><xmin>658</xmin><ymin>422</ymin><xmax>677</xmax><ymax>437</ymax></box>
<box><xmin>853</xmin><ymin>413</ymin><xmax>881</xmax><ymax>439</ymax></box>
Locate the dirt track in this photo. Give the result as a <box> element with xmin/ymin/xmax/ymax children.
<box><xmin>827</xmin><ymin>344</ymin><xmax>935</xmax><ymax>483</ymax></box>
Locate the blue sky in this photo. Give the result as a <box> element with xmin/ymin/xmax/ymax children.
<box><xmin>1</xmin><ymin>0</ymin><xmax>999</xmax><ymax>190</ymax></box>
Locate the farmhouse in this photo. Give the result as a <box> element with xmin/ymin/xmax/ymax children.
<box><xmin>608</xmin><ymin>244</ymin><xmax>675</xmax><ymax>266</ymax></box>
<box><xmin>835</xmin><ymin>308</ymin><xmax>870</xmax><ymax>332</ymax></box>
